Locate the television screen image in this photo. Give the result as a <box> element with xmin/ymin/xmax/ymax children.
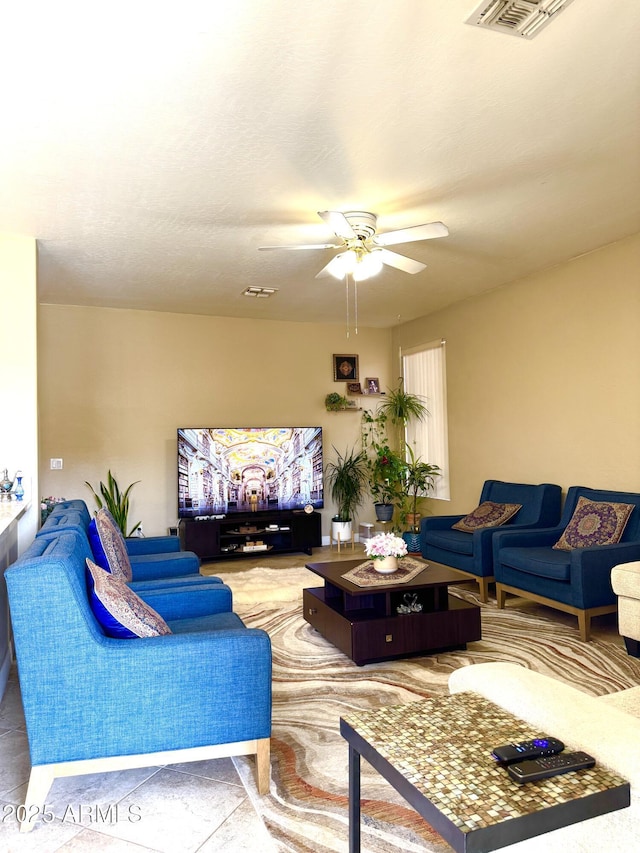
<box><xmin>178</xmin><ymin>427</ymin><xmax>323</xmax><ymax>518</ymax></box>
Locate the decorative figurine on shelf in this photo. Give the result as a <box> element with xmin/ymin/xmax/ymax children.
<box><xmin>1</xmin><ymin>468</ymin><xmax>14</xmax><ymax>500</ymax></box>
<box><xmin>14</xmin><ymin>471</ymin><xmax>24</xmax><ymax>501</ymax></box>
<box><xmin>396</xmin><ymin>592</ymin><xmax>423</xmax><ymax>615</ymax></box>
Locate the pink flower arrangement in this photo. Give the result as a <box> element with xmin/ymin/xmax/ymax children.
<box><xmin>364</xmin><ymin>532</ymin><xmax>408</xmax><ymax>560</ymax></box>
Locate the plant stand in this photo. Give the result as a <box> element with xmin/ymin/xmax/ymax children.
<box><xmin>358</xmin><ymin>522</ymin><xmax>374</xmax><ymax>544</ymax></box>
<box><xmin>330</xmin><ymin>527</ymin><xmax>355</xmax><ymax>553</ymax></box>
<box><xmin>402</xmin><ymin>531</ymin><xmax>422</xmax><ymax>554</ymax></box>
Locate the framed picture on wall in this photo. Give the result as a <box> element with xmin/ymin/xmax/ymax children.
<box><xmin>333</xmin><ymin>354</ymin><xmax>359</xmax><ymax>382</ymax></box>
<box><xmin>365</xmin><ymin>377</ymin><xmax>380</xmax><ymax>394</ymax></box>
<box><xmin>347</xmin><ymin>382</ymin><xmax>362</xmax><ymax>394</ymax></box>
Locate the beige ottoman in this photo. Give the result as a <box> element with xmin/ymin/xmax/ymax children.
<box><xmin>611</xmin><ymin>560</ymin><xmax>640</xmax><ymax>657</ymax></box>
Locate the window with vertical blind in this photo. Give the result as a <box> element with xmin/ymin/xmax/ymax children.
<box><xmin>402</xmin><ymin>339</ymin><xmax>450</xmax><ymax>500</ymax></box>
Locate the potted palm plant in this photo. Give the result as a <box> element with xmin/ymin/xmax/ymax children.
<box><xmin>324</xmin><ymin>446</ymin><xmax>368</xmax><ymax>543</ymax></box>
<box><xmin>376</xmin><ymin>379</ymin><xmax>429</xmax><ymax>447</ymax></box>
<box><xmin>85</xmin><ymin>470</ymin><xmax>141</xmax><ymax>537</ymax></box>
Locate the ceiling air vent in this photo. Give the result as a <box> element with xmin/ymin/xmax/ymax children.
<box><xmin>466</xmin><ymin>0</ymin><xmax>576</xmax><ymax>39</ymax></box>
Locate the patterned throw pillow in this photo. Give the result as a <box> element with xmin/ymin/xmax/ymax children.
<box><xmin>88</xmin><ymin>507</ymin><xmax>133</xmax><ymax>582</ymax></box>
<box><xmin>452</xmin><ymin>501</ymin><xmax>522</xmax><ymax>533</ymax></box>
<box><xmin>86</xmin><ymin>559</ymin><xmax>171</xmax><ymax>639</ymax></box>
<box><xmin>553</xmin><ymin>496</ymin><xmax>634</xmax><ymax>551</ymax></box>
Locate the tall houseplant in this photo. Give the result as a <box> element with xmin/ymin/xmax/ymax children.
<box><xmin>368</xmin><ymin>445</ymin><xmax>407</xmax><ymax>522</ymax></box>
<box><xmin>361</xmin><ymin>379</ymin><xmax>429</xmax><ymax>524</ymax></box>
<box><xmin>399</xmin><ymin>444</ymin><xmax>441</xmax><ymax>532</ymax></box>
<box><xmin>376</xmin><ymin>379</ymin><xmax>429</xmax><ymax>448</ymax></box>
<box><xmin>324</xmin><ymin>446</ymin><xmax>368</xmax><ymax>542</ymax></box>
<box><xmin>85</xmin><ymin>470</ymin><xmax>141</xmax><ymax>537</ymax></box>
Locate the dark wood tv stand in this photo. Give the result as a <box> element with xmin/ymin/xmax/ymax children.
<box><xmin>179</xmin><ymin>511</ymin><xmax>321</xmax><ymax>560</ymax></box>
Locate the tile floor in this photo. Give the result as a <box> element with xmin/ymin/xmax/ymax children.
<box><xmin>0</xmin><ymin>544</ymin><xmax>351</xmax><ymax>852</ymax></box>
<box><xmin>0</xmin><ymin>668</ymin><xmax>280</xmax><ymax>853</ymax></box>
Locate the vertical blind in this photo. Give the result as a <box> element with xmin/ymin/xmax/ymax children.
<box><xmin>402</xmin><ymin>339</ymin><xmax>450</xmax><ymax>500</ymax></box>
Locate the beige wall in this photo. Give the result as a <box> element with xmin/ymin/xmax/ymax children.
<box><xmin>0</xmin><ymin>234</ymin><xmax>38</xmax><ymax>548</ymax></box>
<box><xmin>393</xmin><ymin>233</ymin><xmax>640</xmax><ymax>514</ymax></box>
<box><xmin>37</xmin><ymin>232</ymin><xmax>640</xmax><ymax>534</ymax></box>
<box><xmin>38</xmin><ymin>309</ymin><xmax>392</xmax><ymax>536</ymax></box>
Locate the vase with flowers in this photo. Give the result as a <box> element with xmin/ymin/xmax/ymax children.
<box><xmin>365</xmin><ymin>532</ymin><xmax>408</xmax><ymax>574</ymax></box>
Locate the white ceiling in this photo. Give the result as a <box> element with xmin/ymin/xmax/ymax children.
<box><xmin>1</xmin><ymin>1</ymin><xmax>639</xmax><ymax>328</ymax></box>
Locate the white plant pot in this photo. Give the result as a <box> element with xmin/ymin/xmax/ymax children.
<box><xmin>373</xmin><ymin>555</ymin><xmax>398</xmax><ymax>574</ymax></box>
<box><xmin>331</xmin><ymin>520</ymin><xmax>352</xmax><ymax>543</ymax></box>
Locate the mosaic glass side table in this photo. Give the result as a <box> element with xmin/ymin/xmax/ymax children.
<box><xmin>340</xmin><ymin>692</ymin><xmax>629</xmax><ymax>852</ymax></box>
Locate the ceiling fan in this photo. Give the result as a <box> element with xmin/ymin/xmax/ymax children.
<box><xmin>258</xmin><ymin>210</ymin><xmax>448</xmax><ymax>281</ymax></box>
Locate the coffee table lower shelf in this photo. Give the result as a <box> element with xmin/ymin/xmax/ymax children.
<box><xmin>303</xmin><ymin>587</ymin><xmax>481</xmax><ymax>665</ymax></box>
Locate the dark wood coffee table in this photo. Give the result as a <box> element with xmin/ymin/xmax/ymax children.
<box><xmin>304</xmin><ymin>558</ymin><xmax>481</xmax><ymax>665</ymax></box>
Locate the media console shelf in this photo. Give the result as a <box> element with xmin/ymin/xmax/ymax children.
<box><xmin>179</xmin><ymin>511</ymin><xmax>322</xmax><ymax>561</ymax></box>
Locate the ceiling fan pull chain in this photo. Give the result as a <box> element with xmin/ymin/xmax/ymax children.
<box><xmin>354</xmin><ymin>277</ymin><xmax>358</xmax><ymax>335</ymax></box>
<box><xmin>345</xmin><ymin>273</ymin><xmax>350</xmax><ymax>338</ymax></box>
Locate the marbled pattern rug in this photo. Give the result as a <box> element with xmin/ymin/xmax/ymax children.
<box><xmin>214</xmin><ymin>565</ymin><xmax>640</xmax><ymax>853</ymax></box>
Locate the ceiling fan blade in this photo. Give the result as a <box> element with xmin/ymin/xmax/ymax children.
<box><xmin>258</xmin><ymin>242</ymin><xmax>340</xmax><ymax>251</ymax></box>
<box><xmin>373</xmin><ymin>221</ymin><xmax>448</xmax><ymax>247</ymax></box>
<box><xmin>318</xmin><ymin>210</ymin><xmax>357</xmax><ymax>240</ymax></box>
<box><xmin>378</xmin><ymin>248</ymin><xmax>427</xmax><ymax>275</ymax></box>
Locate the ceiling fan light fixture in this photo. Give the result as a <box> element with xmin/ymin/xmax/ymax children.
<box><xmin>324</xmin><ymin>250</ymin><xmax>357</xmax><ymax>280</ymax></box>
<box><xmin>325</xmin><ymin>249</ymin><xmax>385</xmax><ymax>282</ymax></box>
<box><xmin>353</xmin><ymin>250</ymin><xmax>384</xmax><ymax>282</ymax></box>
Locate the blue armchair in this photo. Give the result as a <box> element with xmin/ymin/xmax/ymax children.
<box><xmin>6</xmin><ymin>530</ymin><xmax>272</xmax><ymax>832</ymax></box>
<box><xmin>420</xmin><ymin>480</ymin><xmax>562</xmax><ymax>602</ymax></box>
<box><xmin>493</xmin><ymin>486</ymin><xmax>640</xmax><ymax>641</ymax></box>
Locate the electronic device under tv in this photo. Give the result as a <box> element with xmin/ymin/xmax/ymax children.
<box><xmin>177</xmin><ymin>427</ymin><xmax>323</xmax><ymax>519</ymax></box>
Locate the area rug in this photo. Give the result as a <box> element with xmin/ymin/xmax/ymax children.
<box><xmin>212</xmin><ymin>564</ymin><xmax>640</xmax><ymax>853</ymax></box>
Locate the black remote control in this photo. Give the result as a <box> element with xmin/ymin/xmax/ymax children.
<box><xmin>507</xmin><ymin>751</ymin><xmax>596</xmax><ymax>784</ymax></box>
<box><xmin>491</xmin><ymin>737</ymin><xmax>564</xmax><ymax>765</ymax></box>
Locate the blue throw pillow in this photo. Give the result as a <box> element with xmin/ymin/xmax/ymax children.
<box><xmin>88</xmin><ymin>507</ymin><xmax>133</xmax><ymax>582</ymax></box>
<box><xmin>86</xmin><ymin>559</ymin><xmax>171</xmax><ymax>639</ymax></box>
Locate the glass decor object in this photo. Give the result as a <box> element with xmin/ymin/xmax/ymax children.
<box><xmin>0</xmin><ymin>469</ymin><xmax>13</xmax><ymax>500</ymax></box>
<box><xmin>14</xmin><ymin>473</ymin><xmax>24</xmax><ymax>501</ymax></box>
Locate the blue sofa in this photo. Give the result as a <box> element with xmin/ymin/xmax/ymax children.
<box><xmin>493</xmin><ymin>486</ymin><xmax>640</xmax><ymax>641</ymax></box>
<box><xmin>6</xmin><ymin>523</ymin><xmax>272</xmax><ymax>832</ymax></box>
<box><xmin>420</xmin><ymin>480</ymin><xmax>562</xmax><ymax>602</ymax></box>
<box><xmin>40</xmin><ymin>500</ymin><xmax>211</xmax><ymax>587</ymax></box>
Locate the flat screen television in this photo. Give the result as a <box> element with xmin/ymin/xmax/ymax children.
<box><xmin>177</xmin><ymin>427</ymin><xmax>323</xmax><ymax>519</ymax></box>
